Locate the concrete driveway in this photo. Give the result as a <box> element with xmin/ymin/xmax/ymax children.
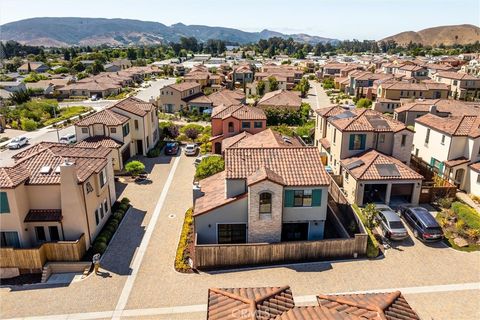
<box><xmin>1</xmin><ymin>153</ymin><xmax>479</xmax><ymax>320</ymax></box>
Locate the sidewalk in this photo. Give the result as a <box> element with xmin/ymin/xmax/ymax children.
<box><xmin>457</xmin><ymin>192</ymin><xmax>480</xmax><ymax>213</ymax></box>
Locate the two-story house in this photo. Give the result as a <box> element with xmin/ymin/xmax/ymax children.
<box><xmin>377</xmin><ymin>80</ymin><xmax>450</xmax><ymax>102</ymax></box>
<box><xmin>210</xmin><ymin>104</ymin><xmax>267</xmax><ymax>154</ymax></box>
<box><xmin>0</xmin><ymin>144</ymin><xmax>116</xmax><ymax>251</ymax></box>
<box><xmin>193</xmin><ymin>147</ymin><xmax>330</xmax><ymax>244</ymax></box>
<box><xmin>432</xmin><ymin>71</ymin><xmax>480</xmax><ymax>100</ymax></box>
<box><xmin>75</xmin><ymin>97</ymin><xmax>159</xmax><ymax>170</ymax></box>
<box><xmin>158</xmin><ymin>82</ymin><xmax>202</xmax><ymax>113</ymax></box>
<box><xmin>257</xmin><ymin>89</ymin><xmax>302</xmax><ymax>111</ymax></box>
<box><xmin>413</xmin><ymin>113</ymin><xmax>480</xmax><ymax>194</ymax></box>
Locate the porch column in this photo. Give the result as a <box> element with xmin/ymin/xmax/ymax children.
<box><xmin>385</xmin><ymin>183</ymin><xmax>392</xmax><ymax>205</ymax></box>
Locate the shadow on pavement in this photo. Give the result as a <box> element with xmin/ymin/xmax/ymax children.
<box><xmin>100</xmin><ymin>207</ymin><xmax>147</xmax><ymax>275</ymax></box>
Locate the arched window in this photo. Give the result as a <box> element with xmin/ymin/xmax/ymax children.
<box><xmin>228</xmin><ymin>122</ymin><xmax>234</xmax><ymax>133</ymax></box>
<box><xmin>259</xmin><ymin>192</ymin><xmax>272</xmax><ymax>213</ymax></box>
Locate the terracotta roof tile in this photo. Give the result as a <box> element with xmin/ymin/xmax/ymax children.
<box><xmin>415</xmin><ymin>114</ymin><xmax>480</xmax><ymax>137</ymax></box>
<box><xmin>469</xmin><ymin>162</ymin><xmax>480</xmax><ymax>172</ymax></box>
<box><xmin>221</xmin><ymin>131</ymin><xmax>252</xmax><ymax>152</ymax></box>
<box><xmin>212</xmin><ymin>105</ymin><xmax>266</xmax><ymax>121</ymax></box>
<box><xmin>0</xmin><ymin>167</ymin><xmax>30</xmax><ymax>188</ymax></box>
<box><xmin>12</xmin><ymin>142</ymin><xmax>64</xmax><ymax>161</ymax></box>
<box><xmin>247</xmin><ymin>167</ymin><xmax>286</xmax><ymax>186</ymax></box>
<box><xmin>330</xmin><ymin>109</ymin><xmax>407</xmax><ymax>133</ymax></box>
<box><xmin>24</xmin><ymin>209</ymin><xmax>62</xmax><ymax>222</ymax></box>
<box><xmin>225</xmin><ymin>147</ymin><xmax>330</xmax><ymax>186</ymax></box>
<box><xmin>231</xmin><ymin>129</ymin><xmax>303</xmax><ymax>149</ymax></box>
<box><xmin>110</xmin><ymin>97</ymin><xmax>155</xmax><ymax>117</ymax></box>
<box><xmin>444</xmin><ymin>157</ymin><xmax>470</xmax><ymax>168</ymax></box>
<box><xmin>257</xmin><ymin>90</ymin><xmax>302</xmax><ymax>110</ymax></box>
<box><xmin>75</xmin><ymin>136</ymin><xmax>123</xmax><ymax>149</ymax></box>
<box><xmin>341</xmin><ymin>150</ymin><xmax>423</xmax><ymax>181</ymax></box>
<box><xmin>168</xmin><ymin>82</ymin><xmax>201</xmax><ymax>92</ymax></box>
<box><xmin>75</xmin><ymin>109</ymin><xmax>129</xmax><ymax>126</ymax></box>
<box><xmin>395</xmin><ymin>99</ymin><xmax>480</xmax><ymax>115</ymax></box>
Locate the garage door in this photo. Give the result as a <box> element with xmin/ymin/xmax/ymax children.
<box><xmin>121</xmin><ymin>146</ymin><xmax>131</xmax><ymax>164</ymax></box>
<box><xmin>390</xmin><ymin>183</ymin><xmax>414</xmax><ymax>203</ymax></box>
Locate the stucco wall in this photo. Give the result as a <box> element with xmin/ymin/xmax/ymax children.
<box><xmin>282</xmin><ymin>186</ymin><xmax>328</xmax><ymax>222</ymax></box>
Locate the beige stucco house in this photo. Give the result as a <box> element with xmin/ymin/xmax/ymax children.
<box><xmin>315</xmin><ymin>106</ymin><xmax>414</xmax><ymax>175</ymax></box>
<box><xmin>0</xmin><ymin>144</ymin><xmax>116</xmax><ymax>251</ymax></box>
<box><xmin>75</xmin><ymin>97</ymin><xmax>159</xmax><ymax>170</ymax></box>
<box><xmin>413</xmin><ymin>113</ymin><xmax>480</xmax><ymax>194</ymax></box>
<box><xmin>193</xmin><ymin>147</ymin><xmax>330</xmax><ymax>244</ymax></box>
<box><xmin>432</xmin><ymin>71</ymin><xmax>480</xmax><ymax>100</ymax></box>
<box><xmin>158</xmin><ymin>82</ymin><xmax>202</xmax><ymax>113</ymax></box>
<box><xmin>377</xmin><ymin>80</ymin><xmax>449</xmax><ymax>100</ymax></box>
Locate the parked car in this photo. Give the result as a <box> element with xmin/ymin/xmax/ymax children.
<box><xmin>59</xmin><ymin>133</ymin><xmax>77</xmax><ymax>144</ymax></box>
<box><xmin>194</xmin><ymin>154</ymin><xmax>221</xmax><ymax>166</ymax></box>
<box><xmin>375</xmin><ymin>205</ymin><xmax>409</xmax><ymax>240</ymax></box>
<box><xmin>398</xmin><ymin>205</ymin><xmax>444</xmax><ymax>242</ymax></box>
<box><xmin>164</xmin><ymin>142</ymin><xmax>179</xmax><ymax>155</ymax></box>
<box><xmin>184</xmin><ymin>144</ymin><xmax>198</xmax><ymax>156</ymax></box>
<box><xmin>91</xmin><ymin>94</ymin><xmax>99</xmax><ymax>101</ymax></box>
<box><xmin>7</xmin><ymin>136</ymin><xmax>28</xmax><ymax>149</ymax></box>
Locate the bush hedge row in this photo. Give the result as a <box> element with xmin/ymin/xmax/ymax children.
<box><xmin>352</xmin><ymin>204</ymin><xmax>380</xmax><ymax>258</ymax></box>
<box><xmin>92</xmin><ymin>197</ymin><xmax>131</xmax><ymax>254</ymax></box>
<box><xmin>452</xmin><ymin>202</ymin><xmax>480</xmax><ymax>230</ymax></box>
<box><xmin>174</xmin><ymin>208</ymin><xmax>194</xmax><ymax>272</ymax></box>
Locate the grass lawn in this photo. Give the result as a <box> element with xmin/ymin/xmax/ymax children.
<box><xmin>43</xmin><ymin>106</ymin><xmax>92</xmax><ymax>126</ymax></box>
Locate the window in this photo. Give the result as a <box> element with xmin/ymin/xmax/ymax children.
<box><xmin>349</xmin><ymin>134</ymin><xmax>366</xmax><ymax>150</ymax></box>
<box><xmin>103</xmin><ymin>199</ymin><xmax>108</xmax><ymax>214</ymax></box>
<box><xmin>217</xmin><ymin>224</ymin><xmax>247</xmax><ymax>244</ymax></box>
<box><xmin>242</xmin><ymin>121</ymin><xmax>251</xmax><ymax>129</ymax></box>
<box><xmin>254</xmin><ymin>121</ymin><xmax>263</xmax><ymax>128</ymax></box>
<box><xmin>259</xmin><ymin>192</ymin><xmax>272</xmax><ymax>213</ymax></box>
<box><xmin>400</xmin><ymin>90</ymin><xmax>404</xmax><ymax>97</ymax></box>
<box><xmin>95</xmin><ymin>209</ymin><xmax>100</xmax><ymax>225</ymax></box>
<box><xmin>0</xmin><ymin>192</ymin><xmax>10</xmax><ymax>213</ymax></box>
<box><xmin>99</xmin><ymin>168</ymin><xmax>107</xmax><ymax>187</ymax></box>
<box><xmin>86</xmin><ymin>182</ymin><xmax>94</xmax><ymax>194</ymax></box>
<box><xmin>151</xmin><ymin>112</ymin><xmax>154</xmax><ymax>123</ymax></box>
<box><xmin>228</xmin><ymin>122</ymin><xmax>234</xmax><ymax>133</ymax></box>
<box><xmin>401</xmin><ymin>134</ymin><xmax>407</xmax><ymax>147</ymax></box>
<box><xmin>425</xmin><ymin>128</ymin><xmax>430</xmax><ymax>144</ymax></box>
<box><xmin>379</xmin><ymin>134</ymin><xmax>385</xmax><ymax>143</ymax></box>
<box><xmin>134</xmin><ymin>120</ymin><xmax>139</xmax><ymax>130</ymax></box>
<box><xmin>81</xmin><ymin>127</ymin><xmax>88</xmax><ymax>134</ymax></box>
<box><xmin>477</xmin><ymin>174</ymin><xmax>480</xmax><ymax>184</ymax></box>
<box><xmin>35</xmin><ymin>226</ymin><xmax>46</xmax><ymax>242</ymax></box>
<box><xmin>110</xmin><ymin>127</ymin><xmax>116</xmax><ymax>134</ymax></box>
<box><xmin>294</xmin><ymin>190</ymin><xmax>312</xmax><ymax>207</ymax></box>
<box><xmin>1</xmin><ymin>231</ymin><xmax>20</xmax><ymax>248</ymax></box>
<box><xmin>441</xmin><ymin>135</ymin><xmax>445</xmax><ymax>145</ymax></box>
<box><xmin>345</xmin><ymin>171</ymin><xmax>349</xmax><ymax>181</ymax></box>
<box><xmin>100</xmin><ymin>204</ymin><xmax>104</xmax><ymax>219</ymax></box>
<box><xmin>122</xmin><ymin>123</ymin><xmax>130</xmax><ymax>137</ymax></box>
<box><xmin>333</xmin><ymin>129</ymin><xmax>337</xmax><ymax>144</ymax></box>
<box><xmin>49</xmin><ymin>226</ymin><xmax>60</xmax><ymax>241</ymax></box>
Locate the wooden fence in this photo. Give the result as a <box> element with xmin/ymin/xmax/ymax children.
<box><xmin>0</xmin><ymin>234</ymin><xmax>86</xmax><ymax>271</ymax></box>
<box><xmin>419</xmin><ymin>186</ymin><xmax>457</xmax><ymax>203</ymax></box>
<box><xmin>193</xmin><ymin>233</ymin><xmax>368</xmax><ymax>269</ymax></box>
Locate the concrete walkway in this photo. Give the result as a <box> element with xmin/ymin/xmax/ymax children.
<box><xmin>457</xmin><ymin>192</ymin><xmax>480</xmax><ymax>214</ymax></box>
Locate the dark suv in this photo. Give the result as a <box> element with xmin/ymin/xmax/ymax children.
<box><xmin>398</xmin><ymin>206</ymin><xmax>443</xmax><ymax>242</ymax></box>
<box><xmin>164</xmin><ymin>142</ymin><xmax>179</xmax><ymax>155</ymax></box>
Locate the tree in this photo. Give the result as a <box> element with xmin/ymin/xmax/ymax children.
<box><xmin>127</xmin><ymin>48</ymin><xmax>137</xmax><ymax>60</ymax></box>
<box><xmin>362</xmin><ymin>203</ymin><xmax>379</xmax><ymax>229</ymax></box>
<box><xmin>64</xmin><ymin>49</ymin><xmax>71</xmax><ymax>61</ymax></box>
<box><xmin>20</xmin><ymin>118</ymin><xmax>38</xmax><ymax>131</ymax></box>
<box><xmin>166</xmin><ymin>124</ymin><xmax>180</xmax><ymax>139</ymax></box>
<box><xmin>185</xmin><ymin>127</ymin><xmax>200</xmax><ymax>141</ymax></box>
<box><xmin>256</xmin><ymin>80</ymin><xmax>266</xmax><ymax>96</ymax></box>
<box><xmin>294</xmin><ymin>77</ymin><xmax>311</xmax><ymax>98</ymax></box>
<box><xmin>356</xmin><ymin>98</ymin><xmax>372</xmax><ymax>109</ymax></box>
<box><xmin>322</xmin><ymin>78</ymin><xmax>335</xmax><ymax>89</ymax></box>
<box><xmin>268</xmin><ymin>76</ymin><xmax>279</xmax><ymax>91</ymax></box>
<box><xmin>125</xmin><ymin>160</ymin><xmax>145</xmax><ymax>177</ymax></box>
<box><xmin>195</xmin><ymin>156</ymin><xmax>225</xmax><ymax>180</ymax></box>
<box><xmin>9</xmin><ymin>90</ymin><xmax>31</xmax><ymax>104</ymax></box>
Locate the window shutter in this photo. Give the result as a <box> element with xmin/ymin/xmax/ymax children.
<box><xmin>0</xmin><ymin>192</ymin><xmax>10</xmax><ymax>213</ymax></box>
<box><xmin>312</xmin><ymin>189</ymin><xmax>322</xmax><ymax>206</ymax></box>
<box><xmin>360</xmin><ymin>134</ymin><xmax>366</xmax><ymax>150</ymax></box>
<box><xmin>284</xmin><ymin>190</ymin><xmax>294</xmax><ymax>207</ymax></box>
<box><xmin>349</xmin><ymin>135</ymin><xmax>355</xmax><ymax>150</ymax></box>
<box><xmin>429</xmin><ymin>158</ymin><xmax>435</xmax><ymax>167</ymax></box>
<box><xmin>439</xmin><ymin>162</ymin><xmax>444</xmax><ymax>173</ymax></box>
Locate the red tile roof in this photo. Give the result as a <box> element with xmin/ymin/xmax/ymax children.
<box><xmin>12</xmin><ymin>142</ymin><xmax>64</xmax><ymax>161</ymax></box>
<box><xmin>110</xmin><ymin>97</ymin><xmax>155</xmax><ymax>117</ymax></box>
<box><xmin>341</xmin><ymin>149</ymin><xmax>423</xmax><ymax>181</ymax></box>
<box><xmin>0</xmin><ymin>167</ymin><xmax>30</xmax><ymax>188</ymax></box>
<box><xmin>207</xmin><ymin>286</ymin><xmax>295</xmax><ymax>320</ymax></box>
<box><xmin>394</xmin><ymin>99</ymin><xmax>480</xmax><ymax>115</ymax></box>
<box><xmin>168</xmin><ymin>82</ymin><xmax>201</xmax><ymax>92</ymax></box>
<box><xmin>24</xmin><ymin>209</ymin><xmax>62</xmax><ymax>222</ymax></box>
<box><xmin>212</xmin><ymin>104</ymin><xmax>266</xmax><ymax>121</ymax></box>
<box><xmin>330</xmin><ymin>109</ymin><xmax>407</xmax><ymax>133</ymax></box>
<box><xmin>229</xmin><ymin>129</ymin><xmax>303</xmax><ymax>149</ymax></box>
<box><xmin>415</xmin><ymin>114</ymin><xmax>480</xmax><ymax>138</ymax></box>
<box><xmin>225</xmin><ymin>147</ymin><xmax>330</xmax><ymax>186</ymax></box>
<box><xmin>247</xmin><ymin>167</ymin><xmax>286</xmax><ymax>186</ymax></box>
<box><xmin>221</xmin><ymin>131</ymin><xmax>252</xmax><ymax>152</ymax></box>
<box><xmin>75</xmin><ymin>136</ymin><xmax>123</xmax><ymax>149</ymax></box>
<box><xmin>257</xmin><ymin>90</ymin><xmax>302</xmax><ymax>110</ymax></box>
<box><xmin>75</xmin><ymin>109</ymin><xmax>129</xmax><ymax>126</ymax></box>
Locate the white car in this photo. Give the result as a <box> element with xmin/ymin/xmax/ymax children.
<box><xmin>59</xmin><ymin>134</ymin><xmax>77</xmax><ymax>144</ymax></box>
<box><xmin>7</xmin><ymin>136</ymin><xmax>28</xmax><ymax>149</ymax></box>
<box><xmin>194</xmin><ymin>154</ymin><xmax>220</xmax><ymax>166</ymax></box>
<box><xmin>184</xmin><ymin>144</ymin><xmax>198</xmax><ymax>156</ymax></box>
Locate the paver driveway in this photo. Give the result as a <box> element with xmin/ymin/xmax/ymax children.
<box><xmin>1</xmin><ymin>152</ymin><xmax>479</xmax><ymax>320</ymax></box>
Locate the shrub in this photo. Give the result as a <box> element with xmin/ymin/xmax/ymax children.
<box><xmin>119</xmin><ymin>203</ymin><xmax>128</xmax><ymax>211</ymax></box>
<box><xmin>10</xmin><ymin>120</ymin><xmax>19</xmax><ymax>129</ymax></box>
<box><xmin>195</xmin><ymin>156</ymin><xmax>225</xmax><ymax>180</ymax></box>
<box><xmin>322</xmin><ymin>78</ymin><xmax>335</xmax><ymax>89</ymax></box>
<box><xmin>180</xmin><ymin>123</ymin><xmax>204</xmax><ymax>134</ymax></box>
<box><xmin>452</xmin><ymin>202</ymin><xmax>480</xmax><ymax>230</ymax></box>
<box><xmin>125</xmin><ymin>160</ymin><xmax>145</xmax><ymax>177</ymax></box>
<box><xmin>353</xmin><ymin>204</ymin><xmax>380</xmax><ymax>258</ymax></box>
<box><xmin>356</xmin><ymin>98</ymin><xmax>373</xmax><ymax>109</ymax></box>
<box><xmin>184</xmin><ymin>127</ymin><xmax>200</xmax><ymax>141</ymax></box>
<box><xmin>113</xmin><ymin>211</ymin><xmax>124</xmax><ymax>220</ymax></box>
<box><xmin>108</xmin><ymin>219</ymin><xmax>119</xmax><ymax>230</ymax></box>
<box><xmin>104</xmin><ymin>224</ymin><xmax>116</xmax><ymax>234</ymax></box>
<box><xmin>20</xmin><ymin>118</ymin><xmax>38</xmax><ymax>131</ymax></box>
<box><xmin>99</xmin><ymin>231</ymin><xmax>112</xmax><ymax>240</ymax></box>
<box><xmin>466</xmin><ymin>228</ymin><xmax>480</xmax><ymax>240</ymax></box>
<box><xmin>438</xmin><ymin>197</ymin><xmax>453</xmax><ymax>209</ymax></box>
<box><xmin>175</xmin><ymin>208</ymin><xmax>194</xmax><ymax>272</ymax></box>
<box><xmin>121</xmin><ymin>197</ymin><xmax>130</xmax><ymax>204</ymax></box>
<box><xmin>93</xmin><ymin>241</ymin><xmax>107</xmax><ymax>254</ymax></box>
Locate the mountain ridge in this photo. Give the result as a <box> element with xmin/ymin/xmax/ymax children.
<box><xmin>0</xmin><ymin>17</ymin><xmax>337</xmax><ymax>46</ymax></box>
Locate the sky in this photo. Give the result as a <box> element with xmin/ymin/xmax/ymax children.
<box><xmin>0</xmin><ymin>0</ymin><xmax>478</xmax><ymax>40</ymax></box>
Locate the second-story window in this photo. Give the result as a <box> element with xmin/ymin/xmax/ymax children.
<box><xmin>81</xmin><ymin>127</ymin><xmax>88</xmax><ymax>134</ymax></box>
<box><xmin>99</xmin><ymin>168</ymin><xmax>107</xmax><ymax>187</ymax></box>
<box><xmin>441</xmin><ymin>135</ymin><xmax>445</xmax><ymax>145</ymax></box>
<box><xmin>254</xmin><ymin>121</ymin><xmax>263</xmax><ymax>128</ymax></box>
<box><xmin>425</xmin><ymin>129</ymin><xmax>430</xmax><ymax>144</ymax></box>
<box><xmin>349</xmin><ymin>134</ymin><xmax>366</xmax><ymax>150</ymax></box>
<box><xmin>134</xmin><ymin>120</ymin><xmax>139</xmax><ymax>130</ymax></box>
<box><xmin>0</xmin><ymin>192</ymin><xmax>10</xmax><ymax>213</ymax></box>
<box><xmin>259</xmin><ymin>192</ymin><xmax>272</xmax><ymax>213</ymax></box>
<box><xmin>401</xmin><ymin>134</ymin><xmax>407</xmax><ymax>147</ymax></box>
<box><xmin>293</xmin><ymin>190</ymin><xmax>312</xmax><ymax>207</ymax></box>
<box><xmin>123</xmin><ymin>123</ymin><xmax>130</xmax><ymax>137</ymax></box>
<box><xmin>228</xmin><ymin>122</ymin><xmax>234</xmax><ymax>133</ymax></box>
<box><xmin>242</xmin><ymin>122</ymin><xmax>251</xmax><ymax>129</ymax></box>
<box><xmin>110</xmin><ymin>127</ymin><xmax>116</xmax><ymax>134</ymax></box>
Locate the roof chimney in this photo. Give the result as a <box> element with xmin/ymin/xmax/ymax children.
<box><xmin>429</xmin><ymin>105</ymin><xmax>437</xmax><ymax>114</ymax></box>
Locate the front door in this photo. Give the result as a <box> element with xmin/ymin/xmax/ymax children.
<box><xmin>214</xmin><ymin>142</ymin><xmax>222</xmax><ymax>154</ymax></box>
<box><xmin>454</xmin><ymin>168</ymin><xmax>465</xmax><ymax>188</ymax></box>
<box><xmin>136</xmin><ymin>140</ymin><xmax>143</xmax><ymax>155</ymax></box>
<box><xmin>281</xmin><ymin>223</ymin><xmax>309</xmax><ymax>241</ymax></box>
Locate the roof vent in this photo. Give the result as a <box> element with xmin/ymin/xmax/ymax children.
<box><xmin>55</xmin><ymin>166</ymin><xmax>61</xmax><ymax>174</ymax></box>
<box><xmin>39</xmin><ymin>166</ymin><xmax>52</xmax><ymax>174</ymax></box>
<box><xmin>282</xmin><ymin>136</ymin><xmax>292</xmax><ymax>144</ymax></box>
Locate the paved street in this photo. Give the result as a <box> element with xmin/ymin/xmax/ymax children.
<box><xmin>1</xmin><ymin>151</ymin><xmax>480</xmax><ymax>320</ymax></box>
<box><xmin>303</xmin><ymin>80</ymin><xmax>334</xmax><ymax>110</ymax></box>
<box><xmin>134</xmin><ymin>77</ymin><xmax>176</xmax><ymax>102</ymax></box>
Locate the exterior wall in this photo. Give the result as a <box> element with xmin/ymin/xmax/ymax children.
<box><xmin>350</xmin><ymin>179</ymin><xmax>421</xmax><ymax>206</ymax></box>
<box><xmin>392</xmin><ymin>130</ymin><xmax>414</xmax><ymax>164</ymax></box>
<box><xmin>467</xmin><ymin>168</ymin><xmax>480</xmax><ymax>196</ymax></box>
<box><xmin>225</xmin><ymin>179</ymin><xmax>246</xmax><ymax>198</ymax></box>
<box><xmin>194</xmin><ymin>198</ymin><xmax>248</xmax><ymax>244</ymax></box>
<box><xmin>378</xmin><ymin>87</ymin><xmax>449</xmax><ymax>100</ymax></box>
<box><xmin>413</xmin><ymin>123</ymin><xmax>452</xmax><ymax>168</ymax></box>
<box><xmin>159</xmin><ymin>85</ymin><xmax>201</xmax><ymax>113</ymax></box>
<box><xmin>247</xmin><ymin>180</ymin><xmax>283</xmax><ymax>243</ymax></box>
<box><xmin>283</xmin><ymin>186</ymin><xmax>328</xmax><ymax>222</ymax></box>
<box><xmin>0</xmin><ymin>185</ymin><xmax>31</xmax><ymax>248</ymax></box>
<box><xmin>468</xmin><ymin>138</ymin><xmax>480</xmax><ymax>163</ymax></box>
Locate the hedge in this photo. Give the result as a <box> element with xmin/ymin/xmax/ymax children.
<box><xmin>175</xmin><ymin>208</ymin><xmax>194</xmax><ymax>272</ymax></box>
<box><xmin>452</xmin><ymin>202</ymin><xmax>480</xmax><ymax>230</ymax></box>
<box><xmin>352</xmin><ymin>204</ymin><xmax>380</xmax><ymax>258</ymax></box>
<box><xmin>91</xmin><ymin>197</ymin><xmax>131</xmax><ymax>254</ymax></box>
